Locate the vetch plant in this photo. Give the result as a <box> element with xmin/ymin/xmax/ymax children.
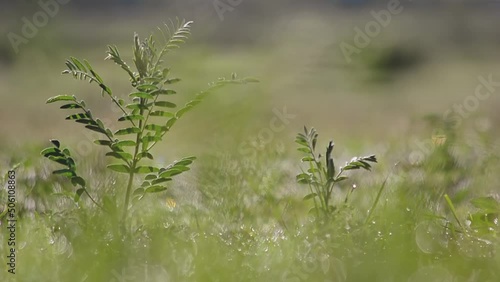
<box><xmin>295</xmin><ymin>126</ymin><xmax>377</xmax><ymax>219</ymax></box>
<box><xmin>41</xmin><ymin>19</ymin><xmax>257</xmax><ymax>223</ymax></box>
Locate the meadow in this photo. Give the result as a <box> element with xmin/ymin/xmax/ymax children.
<box><xmin>1</xmin><ymin>3</ymin><xmax>500</xmax><ymax>281</ymax></box>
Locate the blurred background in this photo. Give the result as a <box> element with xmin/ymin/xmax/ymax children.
<box><xmin>1</xmin><ymin>0</ymin><xmax>500</xmax><ymax>150</ymax></box>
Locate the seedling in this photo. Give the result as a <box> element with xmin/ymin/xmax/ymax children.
<box><xmin>41</xmin><ymin>19</ymin><xmax>257</xmax><ymax>222</ymax></box>
<box><xmin>295</xmin><ymin>126</ymin><xmax>377</xmax><ymax>219</ymax></box>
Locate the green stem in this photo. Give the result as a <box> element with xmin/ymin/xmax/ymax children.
<box><xmin>305</xmin><ymin>137</ymin><xmax>330</xmax><ymax>217</ymax></box>
<box><xmin>122</xmin><ymin>166</ymin><xmax>136</xmax><ymax>223</ymax></box>
<box><xmin>121</xmin><ymin>99</ymin><xmax>144</xmax><ymax>223</ymax></box>
<box><xmin>325</xmin><ymin>181</ymin><xmax>334</xmax><ymax>207</ymax></box>
<box><xmin>83</xmin><ymin>187</ymin><xmax>103</xmax><ymax>209</ymax></box>
<box><xmin>344</xmin><ymin>186</ymin><xmax>356</xmax><ymax>204</ymax></box>
<box><xmin>309</xmin><ymin>183</ymin><xmax>320</xmax><ymax>219</ymax></box>
<box><xmin>365</xmin><ymin>163</ymin><xmax>397</xmax><ymax>224</ymax></box>
<box><xmin>444</xmin><ymin>194</ymin><xmax>467</xmax><ymax>233</ymax></box>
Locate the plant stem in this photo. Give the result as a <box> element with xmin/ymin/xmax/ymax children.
<box><xmin>83</xmin><ymin>188</ymin><xmax>102</xmax><ymax>209</ymax></box>
<box><xmin>444</xmin><ymin>194</ymin><xmax>467</xmax><ymax>233</ymax></box>
<box><xmin>122</xmin><ymin>167</ymin><xmax>135</xmax><ymax>223</ymax></box>
<box><xmin>365</xmin><ymin>163</ymin><xmax>397</xmax><ymax>224</ymax></box>
<box><xmin>121</xmin><ymin>99</ymin><xmax>144</xmax><ymax>223</ymax></box>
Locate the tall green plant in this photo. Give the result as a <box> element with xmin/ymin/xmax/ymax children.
<box><xmin>295</xmin><ymin>126</ymin><xmax>377</xmax><ymax>219</ymax></box>
<box><xmin>41</xmin><ymin>20</ymin><xmax>257</xmax><ymax>222</ymax></box>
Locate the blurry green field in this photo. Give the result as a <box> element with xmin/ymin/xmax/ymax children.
<box><xmin>1</xmin><ymin>5</ymin><xmax>500</xmax><ymax>282</ymax></box>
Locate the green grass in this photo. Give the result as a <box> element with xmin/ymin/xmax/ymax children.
<box><xmin>1</xmin><ymin>122</ymin><xmax>500</xmax><ymax>281</ymax></box>
<box><xmin>1</xmin><ymin>9</ymin><xmax>500</xmax><ymax>282</ymax></box>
